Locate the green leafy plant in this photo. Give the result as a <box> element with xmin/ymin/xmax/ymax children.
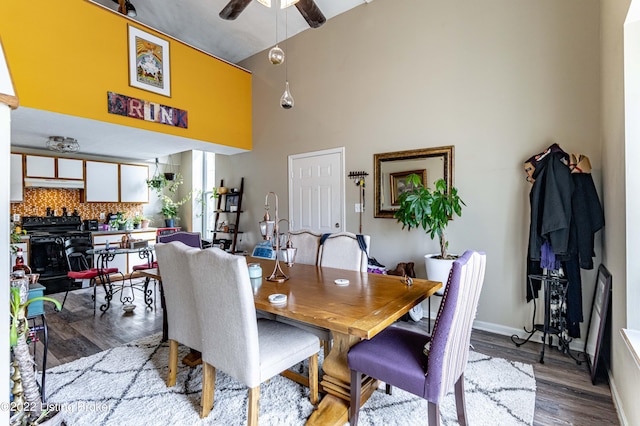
<box><xmin>146</xmin><ymin>175</ymin><xmax>168</xmax><ymax>196</ymax></box>
<box><xmin>10</xmin><ymin>229</ymin><xmax>26</xmax><ymax>255</ymax></box>
<box><xmin>394</xmin><ymin>176</ymin><xmax>465</xmax><ymax>259</ymax></box>
<box><xmin>161</xmin><ymin>193</ymin><xmax>191</xmax><ymax>219</ymax></box>
<box><xmin>10</xmin><ymin>286</ymin><xmax>62</xmax><ymax>424</ymax></box>
<box><xmin>133</xmin><ymin>214</ymin><xmax>149</xmax><ymax>225</ymax></box>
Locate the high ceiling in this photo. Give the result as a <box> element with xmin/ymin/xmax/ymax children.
<box><xmin>10</xmin><ymin>0</ymin><xmax>371</xmax><ymax>161</ymax></box>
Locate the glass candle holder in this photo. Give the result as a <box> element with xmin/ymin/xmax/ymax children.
<box><xmin>248</xmin><ymin>263</ymin><xmax>263</xmax><ymax>279</ymax></box>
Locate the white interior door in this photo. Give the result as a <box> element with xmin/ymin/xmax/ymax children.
<box><xmin>288</xmin><ymin>148</ymin><xmax>345</xmax><ymax>233</ymax></box>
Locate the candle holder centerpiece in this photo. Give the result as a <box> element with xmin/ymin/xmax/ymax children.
<box><xmin>258</xmin><ymin>192</ymin><xmax>297</xmax><ymax>282</ymax></box>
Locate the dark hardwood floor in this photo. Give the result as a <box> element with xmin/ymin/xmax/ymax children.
<box><xmin>37</xmin><ymin>285</ymin><xmax>619</xmax><ymax>425</ymax></box>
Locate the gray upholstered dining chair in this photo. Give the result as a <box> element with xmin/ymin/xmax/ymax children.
<box><xmin>318</xmin><ymin>231</ymin><xmax>370</xmax><ymax>272</ymax></box>
<box><xmin>187</xmin><ymin>247</ymin><xmax>320</xmax><ymax>423</ymax></box>
<box><xmin>288</xmin><ymin>229</ymin><xmax>322</xmax><ymax>265</ymax></box>
<box><xmin>347</xmin><ymin>250</ymin><xmax>486</xmax><ymax>426</ymax></box>
<box><xmin>154</xmin><ymin>241</ymin><xmax>203</xmax><ymax>387</ymax></box>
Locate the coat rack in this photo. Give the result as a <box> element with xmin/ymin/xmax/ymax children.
<box><xmin>348</xmin><ymin>171</ymin><xmax>368</xmax><ymax>233</ymax></box>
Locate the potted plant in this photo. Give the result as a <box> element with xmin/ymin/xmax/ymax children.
<box><xmin>161</xmin><ymin>197</ymin><xmax>179</xmax><ymax>227</ymax></box>
<box><xmin>115</xmin><ymin>213</ymin><xmax>129</xmax><ymax>231</ymax></box>
<box><xmin>146</xmin><ymin>174</ymin><xmax>167</xmax><ymax>196</ymax></box>
<box><xmin>132</xmin><ymin>216</ymin><xmax>143</xmax><ymax>229</ymax></box>
<box><xmin>9</xmin><ymin>285</ymin><xmax>62</xmax><ymax>425</ymax></box>
<box><xmin>394</xmin><ymin>176</ymin><xmax>465</xmax><ymax>294</ymax></box>
<box><xmin>161</xmin><ymin>192</ymin><xmax>191</xmax><ymax>228</ymax></box>
<box><xmin>131</xmin><ymin>215</ymin><xmax>149</xmax><ymax>229</ymax></box>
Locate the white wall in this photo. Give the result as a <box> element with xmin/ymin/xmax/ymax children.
<box><xmin>603</xmin><ymin>0</ymin><xmax>640</xmax><ymax>423</ymax></box>
<box><xmin>231</xmin><ymin>0</ymin><xmax>601</xmax><ymax>335</ymax></box>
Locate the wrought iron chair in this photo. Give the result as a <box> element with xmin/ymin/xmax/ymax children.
<box><xmin>62</xmin><ymin>238</ymin><xmax>121</xmax><ymax>313</ymax></box>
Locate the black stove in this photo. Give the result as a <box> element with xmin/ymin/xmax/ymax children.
<box><xmin>22</xmin><ymin>216</ymin><xmax>93</xmax><ymax>294</ymax></box>
<box><xmin>22</xmin><ymin>215</ymin><xmax>83</xmax><ymax>232</ymax></box>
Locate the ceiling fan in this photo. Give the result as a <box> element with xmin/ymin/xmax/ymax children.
<box><xmin>219</xmin><ymin>0</ymin><xmax>326</xmax><ymax>29</ymax></box>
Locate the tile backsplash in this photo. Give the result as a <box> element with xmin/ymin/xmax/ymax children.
<box><xmin>11</xmin><ymin>188</ymin><xmax>143</xmax><ymax>221</ymax></box>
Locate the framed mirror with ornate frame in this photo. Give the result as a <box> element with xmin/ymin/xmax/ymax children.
<box><xmin>374</xmin><ymin>146</ymin><xmax>454</xmax><ymax>218</ymax></box>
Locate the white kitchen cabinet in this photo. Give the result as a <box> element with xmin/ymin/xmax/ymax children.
<box><xmin>10</xmin><ymin>153</ymin><xmax>23</xmax><ymax>202</ymax></box>
<box><xmin>120</xmin><ymin>164</ymin><xmax>149</xmax><ymax>203</ymax></box>
<box><xmin>85</xmin><ymin>161</ymin><xmax>119</xmax><ymax>202</ymax></box>
<box><xmin>57</xmin><ymin>158</ymin><xmax>83</xmax><ymax>180</ymax></box>
<box><xmin>25</xmin><ymin>155</ymin><xmax>55</xmax><ymax>178</ymax></box>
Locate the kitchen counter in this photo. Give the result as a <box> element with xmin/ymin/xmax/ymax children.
<box><xmin>90</xmin><ymin>228</ymin><xmax>158</xmax><ymax>236</ymax></box>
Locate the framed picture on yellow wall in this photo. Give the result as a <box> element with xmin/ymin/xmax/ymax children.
<box><xmin>128</xmin><ymin>25</ymin><xmax>171</xmax><ymax>97</ymax></box>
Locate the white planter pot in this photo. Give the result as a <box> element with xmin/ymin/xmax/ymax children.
<box><xmin>424</xmin><ymin>254</ymin><xmax>456</xmax><ymax>295</ymax></box>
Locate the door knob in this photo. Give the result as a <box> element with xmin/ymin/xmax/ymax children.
<box><xmin>335</xmin><ymin>223</ymin><xmax>340</xmax><ymax>228</ymax></box>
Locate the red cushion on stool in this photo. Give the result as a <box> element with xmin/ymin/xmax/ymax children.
<box><xmin>97</xmin><ymin>267</ymin><xmax>119</xmax><ymax>274</ymax></box>
<box><xmin>68</xmin><ymin>270</ymin><xmax>99</xmax><ymax>280</ymax></box>
<box><xmin>132</xmin><ymin>261</ymin><xmax>158</xmax><ymax>271</ymax></box>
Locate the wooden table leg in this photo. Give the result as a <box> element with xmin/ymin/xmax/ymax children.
<box><xmin>306</xmin><ymin>332</ymin><xmax>378</xmax><ymax>426</ymax></box>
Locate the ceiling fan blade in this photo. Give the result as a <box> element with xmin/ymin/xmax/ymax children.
<box><xmin>295</xmin><ymin>0</ymin><xmax>326</xmax><ymax>28</ymax></box>
<box><xmin>219</xmin><ymin>0</ymin><xmax>253</xmax><ymax>20</ymax></box>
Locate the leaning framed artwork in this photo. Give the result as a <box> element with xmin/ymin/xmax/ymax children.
<box><xmin>128</xmin><ymin>25</ymin><xmax>171</xmax><ymax>97</ymax></box>
<box><xmin>584</xmin><ymin>264</ymin><xmax>612</xmax><ymax>385</ymax></box>
<box><xmin>390</xmin><ymin>169</ymin><xmax>427</xmax><ymax>205</ymax></box>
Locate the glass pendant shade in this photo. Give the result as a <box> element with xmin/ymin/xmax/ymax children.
<box><xmin>280</xmin><ymin>81</ymin><xmax>294</xmax><ymax>109</ymax></box>
<box><xmin>259</xmin><ymin>213</ymin><xmax>275</xmax><ymax>240</ymax></box>
<box><xmin>281</xmin><ymin>239</ymin><xmax>297</xmax><ymax>266</ymax></box>
<box><xmin>268</xmin><ymin>45</ymin><xmax>285</xmax><ymax>65</ymax></box>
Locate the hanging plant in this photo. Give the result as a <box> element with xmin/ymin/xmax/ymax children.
<box><xmin>146</xmin><ymin>175</ymin><xmax>168</xmax><ymax>196</ymax></box>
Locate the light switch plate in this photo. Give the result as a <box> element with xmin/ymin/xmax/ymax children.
<box><xmin>100</xmin><ymin>212</ymin><xmax>105</xmax><ymax>220</ymax></box>
<box><xmin>355</xmin><ymin>203</ymin><xmax>362</xmax><ymax>213</ymax></box>
<box><xmin>13</xmin><ymin>214</ymin><xmax>20</xmax><ymax>222</ymax></box>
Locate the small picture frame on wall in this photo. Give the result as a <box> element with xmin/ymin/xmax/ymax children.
<box><xmin>128</xmin><ymin>25</ymin><xmax>171</xmax><ymax>97</ymax></box>
<box><xmin>390</xmin><ymin>169</ymin><xmax>427</xmax><ymax>205</ymax></box>
<box><xmin>225</xmin><ymin>194</ymin><xmax>239</xmax><ymax>212</ymax></box>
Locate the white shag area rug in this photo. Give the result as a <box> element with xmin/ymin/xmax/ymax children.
<box><xmin>45</xmin><ymin>333</ymin><xmax>535</xmax><ymax>425</ymax></box>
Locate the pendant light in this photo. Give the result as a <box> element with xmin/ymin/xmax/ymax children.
<box><xmin>280</xmin><ymin>5</ymin><xmax>294</xmax><ymax>109</ymax></box>
<box><xmin>268</xmin><ymin>1</ymin><xmax>284</xmax><ymax>65</ymax></box>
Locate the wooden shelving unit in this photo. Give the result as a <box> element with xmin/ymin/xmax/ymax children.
<box><xmin>211</xmin><ymin>177</ymin><xmax>244</xmax><ymax>254</ymax></box>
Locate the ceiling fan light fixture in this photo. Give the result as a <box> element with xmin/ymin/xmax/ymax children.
<box><xmin>280</xmin><ymin>0</ymin><xmax>300</xmax><ymax>9</ymax></box>
<box><xmin>46</xmin><ymin>136</ymin><xmax>80</xmax><ymax>153</ymax></box>
<box><xmin>257</xmin><ymin>0</ymin><xmax>299</xmax><ymax>8</ymax></box>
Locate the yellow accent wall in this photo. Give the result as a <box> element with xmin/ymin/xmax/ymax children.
<box><xmin>0</xmin><ymin>0</ymin><xmax>251</xmax><ymax>150</ymax></box>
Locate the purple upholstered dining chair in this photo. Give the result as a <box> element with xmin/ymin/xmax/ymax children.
<box><xmin>347</xmin><ymin>250</ymin><xmax>486</xmax><ymax>426</ymax></box>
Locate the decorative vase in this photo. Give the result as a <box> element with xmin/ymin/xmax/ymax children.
<box><xmin>165</xmin><ymin>218</ymin><xmax>175</xmax><ymax>228</ymax></box>
<box><xmin>141</xmin><ymin>219</ymin><xmax>150</xmax><ymax>229</ymax></box>
<box><xmin>118</xmin><ymin>223</ymin><xmax>127</xmax><ymax>231</ymax></box>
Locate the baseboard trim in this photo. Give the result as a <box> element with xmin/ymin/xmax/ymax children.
<box><xmin>470</xmin><ymin>319</ymin><xmax>586</xmax><ymax>352</ymax></box>
<box><xmin>608</xmin><ymin>368</ymin><xmax>628</xmax><ymax>426</ymax></box>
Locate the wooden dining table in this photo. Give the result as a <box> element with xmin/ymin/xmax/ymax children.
<box><xmin>150</xmin><ymin>257</ymin><xmax>441</xmax><ymax>425</ymax></box>
<box><xmin>250</xmin><ymin>259</ymin><xmax>441</xmax><ymax>425</ymax></box>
